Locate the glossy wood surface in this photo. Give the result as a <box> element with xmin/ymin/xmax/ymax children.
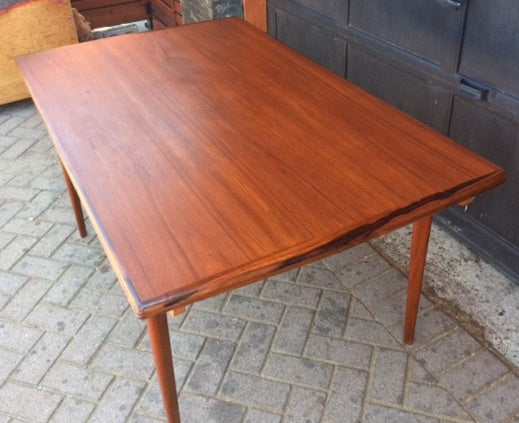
<box><xmin>17</xmin><ymin>18</ymin><xmax>505</xmax><ymax>319</ymax></box>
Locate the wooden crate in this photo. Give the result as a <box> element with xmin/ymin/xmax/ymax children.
<box><xmin>0</xmin><ymin>0</ymin><xmax>78</xmax><ymax>105</ymax></box>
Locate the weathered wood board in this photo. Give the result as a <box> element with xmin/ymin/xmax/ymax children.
<box><xmin>0</xmin><ymin>0</ymin><xmax>78</xmax><ymax>105</ymax></box>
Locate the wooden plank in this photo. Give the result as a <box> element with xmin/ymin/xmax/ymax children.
<box><xmin>243</xmin><ymin>0</ymin><xmax>267</xmax><ymax>31</ymax></box>
<box><xmin>80</xmin><ymin>1</ymin><xmax>147</xmax><ymax>28</ymax></box>
<box><xmin>72</xmin><ymin>0</ymin><xmax>143</xmax><ymax>11</ymax></box>
<box><xmin>17</xmin><ymin>19</ymin><xmax>506</xmax><ymax>319</ymax></box>
<box><xmin>0</xmin><ymin>0</ymin><xmax>77</xmax><ymax>105</ymax></box>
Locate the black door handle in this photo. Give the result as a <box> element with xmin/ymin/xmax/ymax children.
<box><xmin>459</xmin><ymin>79</ymin><xmax>490</xmax><ymax>101</ymax></box>
<box><xmin>444</xmin><ymin>0</ymin><xmax>463</xmax><ymax>9</ymax></box>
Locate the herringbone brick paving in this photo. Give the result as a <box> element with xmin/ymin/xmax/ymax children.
<box><xmin>0</xmin><ymin>100</ymin><xmax>518</xmax><ymax>422</ymax></box>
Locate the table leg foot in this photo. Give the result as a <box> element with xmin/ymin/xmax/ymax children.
<box><xmin>60</xmin><ymin>162</ymin><xmax>87</xmax><ymax>238</ymax></box>
<box><xmin>146</xmin><ymin>314</ymin><xmax>181</xmax><ymax>423</ymax></box>
<box><xmin>403</xmin><ymin>215</ymin><xmax>433</xmax><ymax>345</ymax></box>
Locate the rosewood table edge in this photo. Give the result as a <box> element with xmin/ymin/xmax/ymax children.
<box><xmin>135</xmin><ymin>169</ymin><xmax>506</xmax><ymax>319</ymax></box>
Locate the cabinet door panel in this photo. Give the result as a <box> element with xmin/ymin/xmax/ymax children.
<box><xmin>271</xmin><ymin>0</ymin><xmax>347</xmax><ymax>26</ymax></box>
<box><xmin>449</xmin><ymin>96</ymin><xmax>519</xmax><ymax>248</ymax></box>
<box><xmin>347</xmin><ymin>47</ymin><xmax>451</xmax><ymax>133</ymax></box>
<box><xmin>458</xmin><ymin>0</ymin><xmax>519</xmax><ymax>98</ymax></box>
<box><xmin>272</xmin><ymin>8</ymin><xmax>347</xmax><ymax>77</ymax></box>
<box><xmin>349</xmin><ymin>0</ymin><xmax>463</xmax><ymax>68</ymax></box>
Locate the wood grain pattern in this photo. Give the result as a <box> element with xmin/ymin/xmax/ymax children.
<box><xmin>243</xmin><ymin>0</ymin><xmax>267</xmax><ymax>31</ymax></box>
<box><xmin>0</xmin><ymin>0</ymin><xmax>77</xmax><ymax>105</ymax></box>
<box><xmin>16</xmin><ymin>18</ymin><xmax>506</xmax><ymax>319</ymax></box>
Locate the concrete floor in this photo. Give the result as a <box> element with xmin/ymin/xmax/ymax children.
<box><xmin>0</xmin><ymin>98</ymin><xmax>518</xmax><ymax>422</ymax></box>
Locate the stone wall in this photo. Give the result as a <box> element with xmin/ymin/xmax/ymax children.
<box><xmin>181</xmin><ymin>0</ymin><xmax>242</xmax><ymax>24</ymax></box>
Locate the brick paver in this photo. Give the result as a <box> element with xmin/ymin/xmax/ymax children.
<box><xmin>0</xmin><ymin>99</ymin><xmax>518</xmax><ymax>422</ymax></box>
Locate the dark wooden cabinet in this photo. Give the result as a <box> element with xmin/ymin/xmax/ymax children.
<box><xmin>268</xmin><ymin>0</ymin><xmax>519</xmax><ymax>279</ymax></box>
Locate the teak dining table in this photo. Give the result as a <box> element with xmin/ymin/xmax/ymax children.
<box><xmin>17</xmin><ymin>18</ymin><xmax>506</xmax><ymax>422</ymax></box>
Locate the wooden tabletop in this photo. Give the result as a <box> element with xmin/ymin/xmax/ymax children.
<box><xmin>16</xmin><ymin>18</ymin><xmax>505</xmax><ymax>318</ymax></box>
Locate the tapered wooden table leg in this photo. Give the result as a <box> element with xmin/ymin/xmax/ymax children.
<box><xmin>60</xmin><ymin>162</ymin><xmax>87</xmax><ymax>238</ymax></box>
<box><xmin>146</xmin><ymin>313</ymin><xmax>181</xmax><ymax>423</ymax></box>
<box><xmin>403</xmin><ymin>215</ymin><xmax>433</xmax><ymax>345</ymax></box>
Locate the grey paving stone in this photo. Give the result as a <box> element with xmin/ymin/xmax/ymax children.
<box><xmin>129</xmin><ymin>414</ymin><xmax>165</xmax><ymax>423</ymax></box>
<box><xmin>371</xmin><ymin>289</ymin><xmax>434</xmax><ymax>328</ymax></box>
<box><xmin>0</xmin><ymin>294</ymin><xmax>8</xmax><ymax>311</ymax></box>
<box><xmin>7</xmin><ymin>126</ymin><xmax>46</xmax><ymax>141</ymax></box>
<box><xmin>3</xmin><ymin>216</ymin><xmax>52</xmax><ymax>236</ymax></box>
<box><xmin>285</xmin><ymin>386</ymin><xmax>326</xmax><ymax>423</ymax></box>
<box><xmin>439</xmin><ymin>350</ymin><xmax>509</xmax><ymax>401</ymax></box>
<box><xmin>89</xmin><ymin>377</ymin><xmax>146</xmax><ymax>423</ymax></box>
<box><xmin>169</xmin><ymin>330</ymin><xmax>206</xmax><ymax>361</ymax></box>
<box><xmin>345</xmin><ymin>317</ymin><xmax>402</xmax><ymax>349</ymax></box>
<box><xmin>11</xmin><ymin>331</ymin><xmax>70</xmax><ymax>384</ymax></box>
<box><xmin>0</xmin><ymin>235</ymin><xmax>38</xmax><ymax>271</ymax></box>
<box><xmin>108</xmin><ymin>308</ymin><xmax>147</xmax><ymax>348</ymax></box>
<box><xmin>350</xmin><ymin>297</ymin><xmax>376</xmax><ymax>320</ymax></box>
<box><xmin>84</xmin><ymin>260</ymin><xmax>118</xmax><ymax>292</ymax></box>
<box><xmin>334</xmin><ymin>253</ymin><xmax>392</xmax><ymax>289</ymax></box>
<box><xmin>408</xmin><ymin>308</ymin><xmax>457</xmax><ymax>348</ymax></box>
<box><xmin>415</xmin><ymin>328</ymin><xmax>482</xmax><ymax>375</ymax></box>
<box><xmin>18</xmin><ymin>113</ymin><xmax>42</xmax><ymax>129</ymax></box>
<box><xmin>220</xmin><ymin>371</ymin><xmax>290</xmax><ymax>412</ymax></box>
<box><xmin>0</xmin><ymin>186</ymin><xmax>39</xmax><ymax>202</ymax></box>
<box><xmin>324</xmin><ymin>367</ymin><xmax>368</xmax><ymax>423</ymax></box>
<box><xmin>262</xmin><ymin>279</ymin><xmax>321</xmax><ymax>308</ymax></box>
<box><xmin>263</xmin><ymin>352</ymin><xmax>333</xmax><ymax>389</ymax></box>
<box><xmin>244</xmin><ymin>409</ymin><xmax>281</xmax><ymax>423</ymax></box>
<box><xmin>69</xmin><ymin>287</ymin><xmax>127</xmax><ymax>317</ymax></box>
<box><xmin>322</xmin><ymin>243</ymin><xmax>375</xmax><ymax>272</ymax></box>
<box><xmin>16</xmin><ymin>190</ymin><xmax>61</xmax><ymax>219</ymax></box>
<box><xmin>232</xmin><ymin>321</ymin><xmax>276</xmax><ymax>373</ymax></box>
<box><xmin>191</xmin><ymin>292</ymin><xmax>228</xmax><ymax>312</ymax></box>
<box><xmin>187</xmin><ymin>338</ymin><xmax>234</xmax><ymax>395</ymax></box>
<box><xmin>408</xmin><ymin>358</ymin><xmax>437</xmax><ymax>384</ymax></box>
<box><xmin>44</xmin><ymin>264</ymin><xmax>93</xmax><ymax>306</ymax></box>
<box><xmin>91</xmin><ymin>343</ymin><xmax>155</xmax><ymax>381</ymax></box>
<box><xmin>297</xmin><ymin>266</ymin><xmax>343</xmax><ymax>290</ymax></box>
<box><xmin>52</xmin><ymin>242</ymin><xmax>105</xmax><ymax>268</ymax></box>
<box><xmin>405</xmin><ymin>382</ymin><xmax>472</xmax><ymax>421</ymax></box>
<box><xmin>181</xmin><ymin>309</ymin><xmax>245</xmax><ymax>341</ymax></box>
<box><xmin>41</xmin><ymin>205</ymin><xmax>79</xmax><ymax>226</ymax></box>
<box><xmin>1</xmin><ymin>138</ymin><xmax>36</xmax><ymax>160</ymax></box>
<box><xmin>223</xmin><ymin>294</ymin><xmax>284</xmax><ymax>324</ymax></box>
<box><xmin>0</xmin><ymin>116</ymin><xmax>25</xmax><ymax>135</ymax></box>
<box><xmin>353</xmin><ymin>268</ymin><xmax>408</xmax><ymax>307</ymax></box>
<box><xmin>0</xmin><ymin>201</ymin><xmax>24</xmax><ymax>226</ymax></box>
<box><xmin>0</xmin><ymin>349</ymin><xmax>22</xmax><ymax>384</ymax></box>
<box><xmin>467</xmin><ymin>374</ymin><xmax>519</xmax><ymax>423</ymax></box>
<box><xmin>42</xmin><ymin>361</ymin><xmax>113</xmax><ymax>400</ymax></box>
<box><xmin>370</xmin><ymin>348</ymin><xmax>407</xmax><ymax>404</ymax></box>
<box><xmin>24</xmin><ymin>302</ymin><xmax>89</xmax><ymax>335</ymax></box>
<box><xmin>0</xmin><ymin>271</ymin><xmax>27</xmax><ymax>296</ymax></box>
<box><xmin>137</xmin><ymin>359</ymin><xmax>192</xmax><ymax>418</ymax></box>
<box><xmin>232</xmin><ymin>280</ymin><xmax>264</xmax><ymax>297</ymax></box>
<box><xmin>179</xmin><ymin>393</ymin><xmax>246</xmax><ymax>423</ymax></box>
<box><xmin>12</xmin><ymin>255</ymin><xmax>68</xmax><ymax>280</ymax></box>
<box><xmin>0</xmin><ymin>319</ymin><xmax>42</xmax><ymax>352</ymax></box>
<box><xmin>269</xmin><ymin>267</ymin><xmax>299</xmax><ymax>283</ymax></box>
<box><xmin>50</xmin><ymin>397</ymin><xmax>95</xmax><ymax>423</ymax></box>
<box><xmin>29</xmin><ymin>223</ymin><xmax>74</xmax><ymax>257</ymax></box>
<box><xmin>364</xmin><ymin>403</ymin><xmax>440</xmax><ymax>422</ymax></box>
<box><xmin>61</xmin><ymin>315</ymin><xmax>116</xmax><ymax>365</ymax></box>
<box><xmin>312</xmin><ymin>290</ymin><xmax>350</xmax><ymax>337</ymax></box>
<box><xmin>305</xmin><ymin>334</ymin><xmax>372</xmax><ymax>369</ymax></box>
<box><xmin>0</xmin><ymin>278</ymin><xmax>51</xmax><ymax>321</ymax></box>
<box><xmin>0</xmin><ymin>381</ymin><xmax>61</xmax><ymax>422</ymax></box>
<box><xmin>0</xmin><ymin>134</ymin><xmax>17</xmax><ymax>148</ymax></box>
<box><xmin>273</xmin><ymin>305</ymin><xmax>313</xmax><ymax>355</ymax></box>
